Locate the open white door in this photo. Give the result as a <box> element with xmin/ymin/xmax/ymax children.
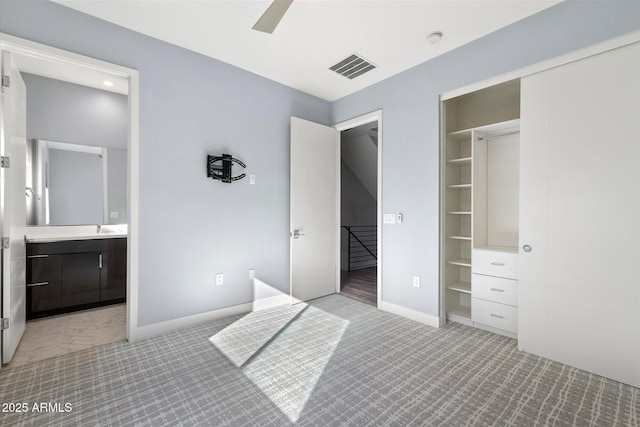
<box><xmin>290</xmin><ymin>117</ymin><xmax>339</xmax><ymax>303</ymax></box>
<box><xmin>1</xmin><ymin>51</ymin><xmax>27</xmax><ymax>365</ymax></box>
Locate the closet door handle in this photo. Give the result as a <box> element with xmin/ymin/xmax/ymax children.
<box><xmin>28</xmin><ymin>254</ymin><xmax>49</xmax><ymax>259</ymax></box>
<box><xmin>99</xmin><ymin>254</ymin><xmax>103</xmax><ymax>269</ymax></box>
<box><xmin>490</xmin><ymin>288</ymin><xmax>505</xmax><ymax>292</ymax></box>
<box><xmin>490</xmin><ymin>314</ymin><xmax>505</xmax><ymax>319</ymax></box>
<box><xmin>490</xmin><ymin>262</ymin><xmax>505</xmax><ymax>266</ymax></box>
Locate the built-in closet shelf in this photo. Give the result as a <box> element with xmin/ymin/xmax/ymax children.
<box><xmin>448</xmin><ymin>235</ymin><xmax>471</xmax><ymax>241</ymax></box>
<box><xmin>446</xmin><ymin>129</ymin><xmax>472</xmax><ymax>141</ymax></box>
<box><xmin>447</xmin><ymin>305</ymin><xmax>472</xmax><ymax>323</ymax></box>
<box><xmin>447</xmin><ymin>184</ymin><xmax>472</xmax><ymax>189</ymax></box>
<box><xmin>448</xmin><ymin>258</ymin><xmax>471</xmax><ymax>267</ymax></box>
<box><xmin>447</xmin><ymin>282</ymin><xmax>471</xmax><ymax>294</ymax></box>
<box><xmin>446</xmin><ymin>157</ymin><xmax>472</xmax><ymax>166</ymax></box>
<box><xmin>474</xmin><ymin>245</ymin><xmax>518</xmax><ymax>254</ymax></box>
<box><xmin>448</xmin><ymin>118</ymin><xmax>521</xmax><ymax>137</ymax></box>
<box><xmin>447</xmin><ymin>211</ymin><xmax>472</xmax><ymax>215</ymax></box>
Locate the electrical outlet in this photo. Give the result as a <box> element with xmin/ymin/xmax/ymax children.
<box><xmin>110</xmin><ymin>211</ymin><xmax>119</xmax><ymax>219</ymax></box>
<box><xmin>413</xmin><ymin>276</ymin><xmax>420</xmax><ymax>288</ymax></box>
<box><xmin>216</xmin><ymin>273</ymin><xmax>224</xmax><ymax>286</ymax></box>
<box><xmin>249</xmin><ymin>269</ymin><xmax>255</xmax><ymax>280</ymax></box>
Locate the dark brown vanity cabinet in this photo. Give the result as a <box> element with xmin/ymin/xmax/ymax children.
<box><xmin>26</xmin><ymin>238</ymin><xmax>126</xmax><ymax>319</ymax></box>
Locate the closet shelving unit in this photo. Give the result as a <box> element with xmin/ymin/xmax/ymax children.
<box><xmin>443</xmin><ymin>128</ymin><xmax>473</xmax><ymax>324</ymax></box>
<box><xmin>441</xmin><ymin>79</ymin><xmax>521</xmax><ymax>330</ymax></box>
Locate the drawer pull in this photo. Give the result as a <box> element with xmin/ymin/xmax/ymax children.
<box><xmin>27</xmin><ymin>282</ymin><xmax>49</xmax><ymax>287</ymax></box>
<box><xmin>490</xmin><ymin>262</ymin><xmax>505</xmax><ymax>266</ymax></box>
<box><xmin>27</xmin><ymin>254</ymin><xmax>49</xmax><ymax>259</ymax></box>
<box><xmin>490</xmin><ymin>313</ymin><xmax>505</xmax><ymax>319</ymax></box>
<box><xmin>490</xmin><ymin>288</ymin><xmax>505</xmax><ymax>292</ymax></box>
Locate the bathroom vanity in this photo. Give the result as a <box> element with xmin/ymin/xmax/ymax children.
<box><xmin>25</xmin><ymin>228</ymin><xmax>127</xmax><ymax>320</ymax></box>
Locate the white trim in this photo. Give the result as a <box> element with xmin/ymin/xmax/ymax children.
<box><xmin>0</xmin><ymin>33</ymin><xmax>141</xmax><ymax>343</ymax></box>
<box><xmin>251</xmin><ymin>294</ymin><xmax>290</xmax><ymax>311</ymax></box>
<box><xmin>134</xmin><ymin>296</ymin><xmax>290</xmax><ymax>341</ymax></box>
<box><xmin>379</xmin><ymin>300</ymin><xmax>440</xmax><ymax>328</ymax></box>
<box><xmin>442</xmin><ymin>30</ymin><xmax>640</xmax><ymax>100</ymax></box>
<box><xmin>334</xmin><ymin>110</ymin><xmax>383</xmax><ymax>306</ymax></box>
<box><xmin>127</xmin><ymin>71</ymin><xmax>140</xmax><ymax>342</ymax></box>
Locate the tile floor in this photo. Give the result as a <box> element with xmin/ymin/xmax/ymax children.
<box><xmin>5</xmin><ymin>304</ymin><xmax>126</xmax><ymax>368</ymax></box>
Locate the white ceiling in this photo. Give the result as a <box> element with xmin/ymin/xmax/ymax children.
<box><xmin>52</xmin><ymin>0</ymin><xmax>561</xmax><ymax>101</ymax></box>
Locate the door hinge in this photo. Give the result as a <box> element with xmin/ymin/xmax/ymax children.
<box><xmin>1</xmin><ymin>75</ymin><xmax>9</xmax><ymax>89</ymax></box>
<box><xmin>2</xmin><ymin>237</ymin><xmax>9</xmax><ymax>249</ymax></box>
<box><xmin>0</xmin><ymin>156</ymin><xmax>9</xmax><ymax>168</ymax></box>
<box><xmin>1</xmin><ymin>318</ymin><xmax>8</xmax><ymax>330</ymax></box>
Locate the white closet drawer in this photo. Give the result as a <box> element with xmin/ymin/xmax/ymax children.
<box><xmin>472</xmin><ymin>298</ymin><xmax>518</xmax><ymax>333</ymax></box>
<box><xmin>472</xmin><ymin>274</ymin><xmax>518</xmax><ymax>307</ymax></box>
<box><xmin>472</xmin><ymin>249</ymin><xmax>518</xmax><ymax>279</ymax></box>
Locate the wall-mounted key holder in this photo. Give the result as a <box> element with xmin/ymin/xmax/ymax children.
<box><xmin>207</xmin><ymin>154</ymin><xmax>246</xmax><ymax>183</ymax></box>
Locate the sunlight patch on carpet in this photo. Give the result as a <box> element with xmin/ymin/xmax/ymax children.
<box><xmin>209</xmin><ymin>303</ymin><xmax>307</xmax><ymax>367</ymax></box>
<box><xmin>242</xmin><ymin>305</ymin><xmax>349</xmax><ymax>422</ymax></box>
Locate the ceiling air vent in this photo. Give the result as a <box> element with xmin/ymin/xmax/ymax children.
<box><xmin>329</xmin><ymin>54</ymin><xmax>377</xmax><ymax>79</ymax></box>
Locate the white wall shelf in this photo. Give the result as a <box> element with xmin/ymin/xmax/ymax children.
<box><xmin>448</xmin><ymin>258</ymin><xmax>471</xmax><ymax>267</ymax></box>
<box><xmin>447</xmin><ymin>282</ymin><xmax>471</xmax><ymax>294</ymax></box>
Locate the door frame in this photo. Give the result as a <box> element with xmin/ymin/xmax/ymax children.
<box><xmin>0</xmin><ymin>33</ymin><xmax>141</xmax><ymax>342</ymax></box>
<box><xmin>334</xmin><ymin>110</ymin><xmax>382</xmax><ymax>306</ymax></box>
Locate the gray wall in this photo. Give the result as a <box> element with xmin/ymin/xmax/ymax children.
<box><xmin>22</xmin><ymin>73</ymin><xmax>127</xmax><ymax>149</ymax></box>
<box><xmin>48</xmin><ymin>148</ymin><xmax>104</xmax><ymax>225</ymax></box>
<box><xmin>0</xmin><ymin>0</ymin><xmax>331</xmax><ymax>326</ymax></box>
<box><xmin>331</xmin><ymin>1</ymin><xmax>640</xmax><ymax>315</ymax></box>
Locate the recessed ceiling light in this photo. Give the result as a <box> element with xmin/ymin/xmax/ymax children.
<box><xmin>426</xmin><ymin>31</ymin><xmax>443</xmax><ymax>45</ymax></box>
<box><xmin>103</xmin><ymin>80</ymin><xmax>114</xmax><ymax>87</ymax></box>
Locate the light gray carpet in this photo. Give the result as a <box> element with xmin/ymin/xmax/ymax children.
<box><xmin>1</xmin><ymin>294</ymin><xmax>638</xmax><ymax>426</ymax></box>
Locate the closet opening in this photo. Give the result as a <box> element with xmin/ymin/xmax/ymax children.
<box><xmin>440</xmin><ymin>79</ymin><xmax>521</xmax><ymax>338</ymax></box>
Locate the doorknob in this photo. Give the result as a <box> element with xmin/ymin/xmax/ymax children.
<box><xmin>522</xmin><ymin>244</ymin><xmax>532</xmax><ymax>253</ymax></box>
<box><xmin>292</xmin><ymin>229</ymin><xmax>305</xmax><ymax>239</ymax></box>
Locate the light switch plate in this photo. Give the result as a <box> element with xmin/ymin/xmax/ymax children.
<box><xmin>383</xmin><ymin>214</ymin><xmax>396</xmax><ymax>224</ymax></box>
<box><xmin>249</xmin><ymin>174</ymin><xmax>256</xmax><ymax>185</ymax></box>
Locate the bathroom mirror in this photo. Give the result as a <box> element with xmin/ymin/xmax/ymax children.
<box><xmin>26</xmin><ymin>139</ymin><xmax>127</xmax><ymax>226</ymax></box>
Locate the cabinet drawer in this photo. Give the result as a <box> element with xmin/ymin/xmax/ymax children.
<box><xmin>472</xmin><ymin>298</ymin><xmax>518</xmax><ymax>333</ymax></box>
<box><xmin>472</xmin><ymin>249</ymin><xmax>518</xmax><ymax>279</ymax></box>
<box><xmin>472</xmin><ymin>274</ymin><xmax>518</xmax><ymax>306</ymax></box>
<box><xmin>27</xmin><ymin>281</ymin><xmax>63</xmax><ymax>315</ymax></box>
<box><xmin>28</xmin><ymin>254</ymin><xmax>62</xmax><ymax>283</ymax></box>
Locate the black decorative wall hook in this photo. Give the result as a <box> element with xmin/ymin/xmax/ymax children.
<box><xmin>207</xmin><ymin>154</ymin><xmax>246</xmax><ymax>183</ymax></box>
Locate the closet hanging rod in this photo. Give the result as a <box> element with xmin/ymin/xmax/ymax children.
<box><xmin>477</xmin><ymin>130</ymin><xmax>520</xmax><ymax>141</ymax></box>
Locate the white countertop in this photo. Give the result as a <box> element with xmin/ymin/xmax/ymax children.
<box><xmin>25</xmin><ymin>225</ymin><xmax>128</xmax><ymax>243</ymax></box>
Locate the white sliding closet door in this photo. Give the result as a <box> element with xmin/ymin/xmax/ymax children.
<box><xmin>519</xmin><ymin>42</ymin><xmax>640</xmax><ymax>387</ymax></box>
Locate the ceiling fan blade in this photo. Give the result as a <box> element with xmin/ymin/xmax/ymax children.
<box><xmin>252</xmin><ymin>0</ymin><xmax>294</xmax><ymax>34</ymax></box>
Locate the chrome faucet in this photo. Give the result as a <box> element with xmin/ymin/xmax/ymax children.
<box><xmin>97</xmin><ymin>224</ymin><xmax>102</xmax><ymax>233</ymax></box>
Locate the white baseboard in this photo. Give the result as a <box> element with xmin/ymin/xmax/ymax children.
<box><xmin>378</xmin><ymin>300</ymin><xmax>440</xmax><ymax>328</ymax></box>
<box><xmin>130</xmin><ymin>295</ymin><xmax>290</xmax><ymax>342</ymax></box>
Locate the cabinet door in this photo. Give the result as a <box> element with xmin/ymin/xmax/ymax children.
<box><xmin>520</xmin><ymin>42</ymin><xmax>640</xmax><ymax>388</ymax></box>
<box><xmin>100</xmin><ymin>250</ymin><xmax>127</xmax><ymax>301</ymax></box>
<box><xmin>61</xmin><ymin>252</ymin><xmax>101</xmax><ymax>307</ymax></box>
